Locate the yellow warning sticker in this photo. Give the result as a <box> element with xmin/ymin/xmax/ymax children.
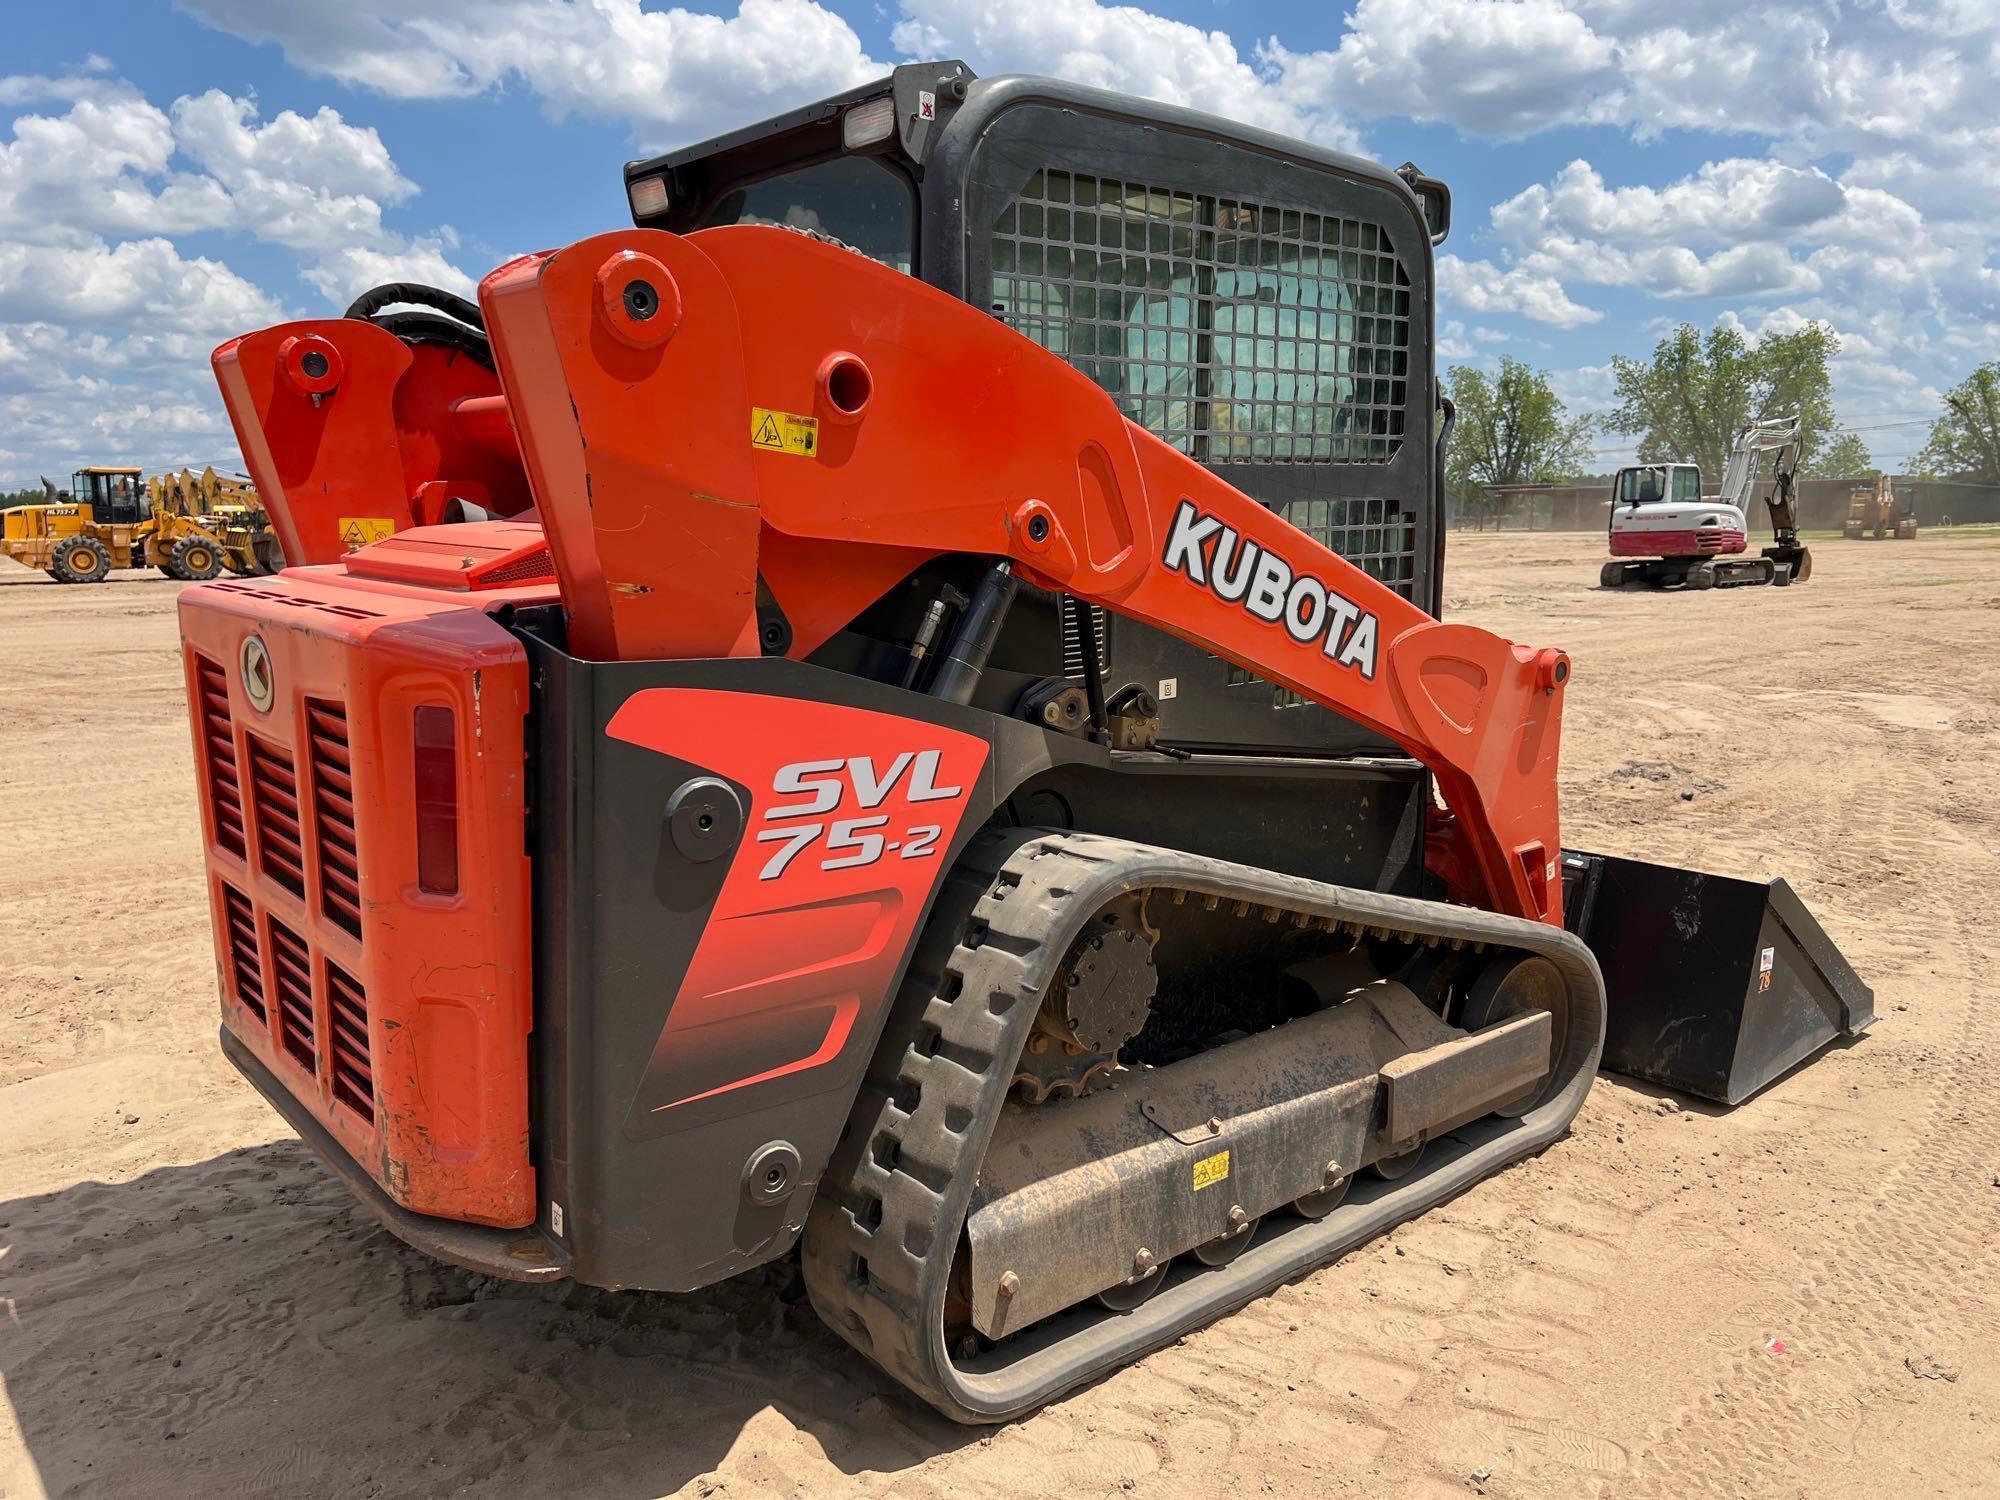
<box><xmin>1192</xmin><ymin>1150</ymin><xmax>1231</xmax><ymax>1191</ymax></box>
<box><xmin>750</xmin><ymin>407</ymin><xmax>820</xmax><ymax>457</ymax></box>
<box><xmin>338</xmin><ymin>516</ymin><xmax>397</xmax><ymax>547</ymax></box>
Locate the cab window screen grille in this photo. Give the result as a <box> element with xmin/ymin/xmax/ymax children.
<box><xmin>1282</xmin><ymin>495</ymin><xmax>1418</xmax><ymax>596</ymax></box>
<box><xmin>990</xmin><ymin>171</ymin><xmax>1411</xmax><ymax>465</ymax></box>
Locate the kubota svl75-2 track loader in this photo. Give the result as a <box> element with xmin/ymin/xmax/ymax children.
<box><xmin>180</xmin><ymin>64</ymin><xmax>1870</xmax><ymax>1422</ymax></box>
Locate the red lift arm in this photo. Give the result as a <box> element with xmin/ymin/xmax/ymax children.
<box><xmin>217</xmin><ymin>226</ymin><xmax>1570</xmax><ymax>924</ymax></box>
<box><xmin>479</xmin><ymin>228</ymin><xmax>1568</xmax><ymax>924</ymax></box>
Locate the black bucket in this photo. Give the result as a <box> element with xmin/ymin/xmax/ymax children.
<box><xmin>1560</xmin><ymin>850</ymin><xmax>1874</xmax><ymax>1105</ymax></box>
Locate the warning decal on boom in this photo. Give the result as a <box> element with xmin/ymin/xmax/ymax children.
<box><xmin>751</xmin><ymin>407</ymin><xmax>819</xmax><ymax>457</ymax></box>
<box><xmin>337</xmin><ymin>517</ymin><xmax>396</xmax><ymax>547</ymax></box>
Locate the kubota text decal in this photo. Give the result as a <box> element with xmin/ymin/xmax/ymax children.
<box><xmin>1160</xmin><ymin>498</ymin><xmax>1380</xmax><ymax>679</ymax></box>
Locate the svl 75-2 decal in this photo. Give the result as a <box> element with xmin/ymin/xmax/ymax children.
<box><xmin>757</xmin><ymin>751</ymin><xmax>962</xmax><ymax>880</ymax></box>
<box><xmin>605</xmin><ymin>688</ymin><xmax>990</xmax><ymax>1126</ymax></box>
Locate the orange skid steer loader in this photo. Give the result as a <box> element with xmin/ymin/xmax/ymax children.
<box><xmin>180</xmin><ymin>65</ymin><xmax>1870</xmax><ymax>1422</ymax></box>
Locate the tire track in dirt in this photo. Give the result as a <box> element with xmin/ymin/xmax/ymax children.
<box><xmin>9</xmin><ymin>538</ymin><xmax>1999</xmax><ymax>1500</ymax></box>
<box><xmin>1615</xmin><ymin>692</ymin><xmax>2000</xmax><ymax>1497</ymax></box>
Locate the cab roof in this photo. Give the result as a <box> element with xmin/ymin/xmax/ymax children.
<box><xmin>624</xmin><ymin>62</ymin><xmax>1448</xmax><ymax>245</ymax></box>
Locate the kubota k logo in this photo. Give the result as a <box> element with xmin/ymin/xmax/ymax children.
<box><xmin>239</xmin><ymin>634</ymin><xmax>275</xmax><ymax>714</ymax></box>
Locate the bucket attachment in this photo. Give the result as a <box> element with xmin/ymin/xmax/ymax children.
<box><xmin>1560</xmin><ymin>851</ymin><xmax>1873</xmax><ymax>1104</ymax></box>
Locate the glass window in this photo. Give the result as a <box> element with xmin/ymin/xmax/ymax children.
<box><xmin>701</xmin><ymin>156</ymin><xmax>915</xmax><ymax>274</ymax></box>
<box><xmin>1672</xmin><ymin>467</ymin><xmax>1702</xmax><ymax>502</ymax></box>
<box><xmin>1617</xmin><ymin>467</ymin><xmax>1668</xmax><ymax>504</ymax></box>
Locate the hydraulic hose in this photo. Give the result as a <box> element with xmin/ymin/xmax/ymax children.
<box><xmin>344</xmin><ymin>283</ymin><xmax>492</xmax><ymax>368</ymax></box>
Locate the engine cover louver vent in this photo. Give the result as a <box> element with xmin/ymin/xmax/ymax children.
<box><xmin>221</xmin><ymin>883</ymin><xmax>264</xmax><ymax>1021</ymax></box>
<box><xmin>326</xmin><ymin>961</ymin><xmax>374</xmax><ymax>1122</ymax></box>
<box><xmin>194</xmin><ymin>656</ymin><xmax>245</xmax><ymax>857</ymax></box>
<box><xmin>268</xmin><ymin>917</ymin><xmax>315</xmax><ymax>1076</ymax></box>
<box><xmin>306</xmin><ymin>700</ymin><xmax>361</xmax><ymax>938</ymax></box>
<box><xmin>248</xmin><ymin>738</ymin><xmax>305</xmax><ymax>897</ymax></box>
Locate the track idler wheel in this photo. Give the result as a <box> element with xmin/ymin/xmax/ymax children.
<box><xmin>1458</xmin><ymin>953</ymin><xmax>1571</xmax><ymax>1117</ymax></box>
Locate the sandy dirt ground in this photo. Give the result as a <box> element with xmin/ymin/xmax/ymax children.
<box><xmin>2</xmin><ymin>531</ymin><xmax>1997</xmax><ymax>1499</ymax></box>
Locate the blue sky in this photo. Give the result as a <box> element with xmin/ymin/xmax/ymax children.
<box><xmin>6</xmin><ymin>0</ymin><xmax>1995</xmax><ymax>485</ymax></box>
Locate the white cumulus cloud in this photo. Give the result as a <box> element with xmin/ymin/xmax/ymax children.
<box><xmin>179</xmin><ymin>0</ymin><xmax>881</xmax><ymax>145</ymax></box>
<box><xmin>1439</xmin><ymin>255</ymin><xmax>1602</xmax><ymax>329</ymax></box>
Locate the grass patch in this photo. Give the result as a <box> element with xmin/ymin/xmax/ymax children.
<box><xmin>1800</xmin><ymin>525</ymin><xmax>2000</xmax><ymax>542</ymax></box>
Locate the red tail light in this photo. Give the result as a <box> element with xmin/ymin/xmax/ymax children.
<box><xmin>413</xmin><ymin>705</ymin><xmax>459</xmax><ymax>895</ymax></box>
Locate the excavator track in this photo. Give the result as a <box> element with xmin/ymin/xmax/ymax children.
<box><xmin>801</xmin><ymin>828</ymin><xmax>1607</xmax><ymax>1423</ymax></box>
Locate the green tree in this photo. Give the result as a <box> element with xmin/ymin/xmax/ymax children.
<box><xmin>1444</xmin><ymin>358</ymin><xmax>1594</xmax><ymax>520</ymax></box>
<box><xmin>1808</xmin><ymin>430</ymin><xmax>1874</xmax><ymax>479</ymax></box>
<box><xmin>1913</xmin><ymin>362</ymin><xmax>2000</xmax><ymax>483</ymax></box>
<box><xmin>1605</xmin><ymin>321</ymin><xmax>1839</xmax><ymax>477</ymax></box>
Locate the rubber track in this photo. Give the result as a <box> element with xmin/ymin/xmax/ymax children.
<box><xmin>801</xmin><ymin>827</ymin><xmax>1607</xmax><ymax>1423</ymax></box>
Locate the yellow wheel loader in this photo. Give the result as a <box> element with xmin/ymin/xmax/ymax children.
<box><xmin>1</xmin><ymin>466</ymin><xmax>227</xmax><ymax>583</ymax></box>
<box><xmin>148</xmin><ymin>467</ymin><xmax>285</xmax><ymax>575</ymax></box>
<box><xmin>1841</xmin><ymin>472</ymin><xmax>1917</xmax><ymax>540</ymax></box>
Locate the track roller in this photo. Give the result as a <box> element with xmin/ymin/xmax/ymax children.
<box><xmin>1368</xmin><ymin>1143</ymin><xmax>1426</xmax><ymax>1180</ymax></box>
<box><xmin>1192</xmin><ymin>1208</ymin><xmax>1260</xmax><ymax>1266</ymax></box>
<box><xmin>1292</xmin><ymin>1169</ymin><xmax>1353</xmax><ymax>1220</ymax></box>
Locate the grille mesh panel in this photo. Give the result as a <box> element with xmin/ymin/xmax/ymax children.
<box><xmin>474</xmin><ymin>548</ymin><xmax>555</xmax><ymax>586</ymax></box>
<box><xmin>990</xmin><ymin>171</ymin><xmax>1411</xmax><ymax>465</ymax></box>
<box><xmin>1059</xmin><ymin>597</ymin><xmax>1109</xmax><ymax>682</ymax></box>
<box><xmin>1281</xmin><ymin>495</ymin><xmax>1419</xmax><ymax>597</ymax></box>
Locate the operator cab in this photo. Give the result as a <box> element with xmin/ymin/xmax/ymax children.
<box><xmin>71</xmin><ymin>466</ymin><xmax>146</xmax><ymax>526</ymax></box>
<box><xmin>1612</xmin><ymin>464</ymin><xmax>1702</xmax><ymax>507</ymax></box>
<box><xmin>625</xmin><ymin>62</ymin><xmax>1449</xmax><ymax>758</ymax></box>
<box><xmin>1605</xmin><ymin>458</ymin><xmax>1749</xmax><ymax>569</ymax></box>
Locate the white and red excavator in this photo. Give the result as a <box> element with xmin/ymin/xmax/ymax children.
<box><xmin>1602</xmin><ymin>415</ymin><xmax>1812</xmax><ymax>590</ymax></box>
